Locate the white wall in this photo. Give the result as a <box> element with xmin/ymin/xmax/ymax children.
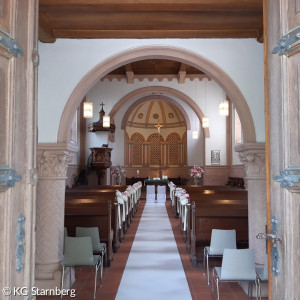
<box><xmin>38</xmin><ymin>39</ymin><xmax>264</xmax><ymax>144</ymax></box>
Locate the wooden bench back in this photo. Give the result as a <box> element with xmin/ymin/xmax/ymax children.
<box><xmin>69</xmin><ymin>185</ymin><xmax>127</xmax><ymax>192</ymax></box>
<box><xmin>65</xmin><ymin>189</ymin><xmax>117</xmax><ymax>202</ymax></box>
<box><xmin>65</xmin><ymin>197</ymin><xmax>112</xmax><ymax>235</ymax></box>
<box><xmin>192</xmin><ymin>202</ymin><xmax>248</xmax><ymax>246</ymax></box>
<box><xmin>188</xmin><ymin>189</ymin><xmax>247</xmax><ymax>201</ymax></box>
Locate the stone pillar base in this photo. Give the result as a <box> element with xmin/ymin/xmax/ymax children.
<box><xmin>35</xmin><ymin>264</ymin><xmax>75</xmax><ymax>290</ymax></box>
<box><xmin>35</xmin><ymin>263</ymin><xmax>62</xmax><ymax>290</ymax></box>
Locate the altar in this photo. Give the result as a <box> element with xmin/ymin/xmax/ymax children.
<box><xmin>144</xmin><ymin>179</ymin><xmax>169</xmax><ymax>187</ymax></box>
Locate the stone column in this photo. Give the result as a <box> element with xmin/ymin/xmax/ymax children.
<box><xmin>235</xmin><ymin>143</ymin><xmax>266</xmax><ymax>264</ymax></box>
<box><xmin>35</xmin><ymin>144</ymin><xmax>73</xmax><ymax>289</ymax></box>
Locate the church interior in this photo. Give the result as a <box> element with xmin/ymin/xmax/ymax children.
<box><xmin>3</xmin><ymin>1</ymin><xmax>300</xmax><ymax>299</ymax></box>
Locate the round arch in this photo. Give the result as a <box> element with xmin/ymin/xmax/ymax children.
<box><xmin>117</xmin><ymin>93</ymin><xmax>208</xmax><ymax>137</ymax></box>
<box><xmin>58</xmin><ymin>45</ymin><xmax>256</xmax><ymax>143</ymax></box>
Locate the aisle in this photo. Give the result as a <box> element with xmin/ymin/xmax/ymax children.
<box><xmin>115</xmin><ymin>198</ymin><xmax>192</xmax><ymax>300</ymax></box>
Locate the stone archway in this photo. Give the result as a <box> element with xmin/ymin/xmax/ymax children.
<box><xmin>57</xmin><ymin>45</ymin><xmax>256</xmax><ymax>144</ymax></box>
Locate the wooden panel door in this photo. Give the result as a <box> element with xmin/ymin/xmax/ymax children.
<box><xmin>266</xmin><ymin>0</ymin><xmax>300</xmax><ymax>299</ymax></box>
<box><xmin>0</xmin><ymin>0</ymin><xmax>38</xmax><ymax>298</ymax></box>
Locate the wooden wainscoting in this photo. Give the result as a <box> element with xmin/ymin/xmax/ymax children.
<box><xmin>203</xmin><ymin>166</ymin><xmax>230</xmax><ymax>185</ymax></box>
<box><xmin>203</xmin><ymin>165</ymin><xmax>246</xmax><ymax>186</ymax></box>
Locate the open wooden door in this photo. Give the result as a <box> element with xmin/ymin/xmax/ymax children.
<box><xmin>265</xmin><ymin>0</ymin><xmax>300</xmax><ymax>298</ymax></box>
<box><xmin>0</xmin><ymin>0</ymin><xmax>38</xmax><ymax>298</ymax></box>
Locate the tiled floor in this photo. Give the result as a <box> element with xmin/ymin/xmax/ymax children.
<box><xmin>37</xmin><ymin>198</ymin><xmax>267</xmax><ymax>300</ymax></box>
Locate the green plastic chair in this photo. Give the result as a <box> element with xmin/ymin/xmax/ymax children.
<box><xmin>76</xmin><ymin>227</ymin><xmax>106</xmax><ymax>279</ymax></box>
<box><xmin>61</xmin><ymin>236</ymin><xmax>101</xmax><ymax>299</ymax></box>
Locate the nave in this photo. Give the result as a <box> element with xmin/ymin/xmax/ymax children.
<box><xmin>38</xmin><ymin>197</ymin><xmax>267</xmax><ymax>300</ymax></box>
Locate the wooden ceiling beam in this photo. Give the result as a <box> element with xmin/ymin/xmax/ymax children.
<box><xmin>53</xmin><ymin>28</ymin><xmax>262</xmax><ymax>39</ymax></box>
<box><xmin>178</xmin><ymin>63</ymin><xmax>187</xmax><ymax>84</ymax></box>
<box><xmin>39</xmin><ymin>13</ymin><xmax>56</xmax><ymax>43</ymax></box>
<box><xmin>39</xmin><ymin>0</ymin><xmax>262</xmax><ymax>13</ymax></box>
<box><xmin>41</xmin><ymin>12</ymin><xmax>262</xmax><ymax>27</ymax></box>
<box><xmin>38</xmin><ymin>0</ymin><xmax>263</xmax><ymax>42</ymax></box>
<box><xmin>125</xmin><ymin>64</ymin><xmax>134</xmax><ymax>84</ymax></box>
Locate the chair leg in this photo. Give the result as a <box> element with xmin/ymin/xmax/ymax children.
<box><xmin>212</xmin><ymin>268</ymin><xmax>215</xmax><ymax>298</ymax></box>
<box><xmin>248</xmin><ymin>282</ymin><xmax>252</xmax><ymax>299</ymax></box>
<box><xmin>100</xmin><ymin>250</ymin><xmax>105</xmax><ymax>284</ymax></box>
<box><xmin>94</xmin><ymin>265</ymin><xmax>98</xmax><ymax>300</ymax></box>
<box><xmin>69</xmin><ymin>267</ymin><xmax>72</xmax><ymax>291</ymax></box>
<box><xmin>206</xmin><ymin>252</ymin><xmax>210</xmax><ymax>285</ymax></box>
<box><xmin>216</xmin><ymin>277</ymin><xmax>220</xmax><ymax>300</ymax></box>
<box><xmin>100</xmin><ymin>255</ymin><xmax>103</xmax><ymax>283</ymax></box>
<box><xmin>259</xmin><ymin>281</ymin><xmax>262</xmax><ymax>300</ymax></box>
<box><xmin>257</xmin><ymin>279</ymin><xmax>262</xmax><ymax>300</ymax></box>
<box><xmin>203</xmin><ymin>248</ymin><xmax>206</xmax><ymax>275</ymax></box>
<box><xmin>61</xmin><ymin>266</ymin><xmax>65</xmax><ymax>299</ymax></box>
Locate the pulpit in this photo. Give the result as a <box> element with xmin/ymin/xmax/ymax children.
<box><xmin>90</xmin><ymin>147</ymin><xmax>112</xmax><ymax>185</ymax></box>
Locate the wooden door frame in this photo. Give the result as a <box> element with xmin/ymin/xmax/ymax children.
<box><xmin>263</xmin><ymin>1</ymin><xmax>272</xmax><ymax>298</ymax></box>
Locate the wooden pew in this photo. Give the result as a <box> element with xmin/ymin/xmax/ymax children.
<box><xmin>71</xmin><ymin>185</ymin><xmax>127</xmax><ymax>192</ymax></box>
<box><xmin>66</xmin><ymin>186</ymin><xmax>137</xmax><ymax>244</ymax></box>
<box><xmin>71</xmin><ymin>185</ymin><xmax>138</xmax><ymax>218</ymax></box>
<box><xmin>184</xmin><ymin>198</ymin><xmax>247</xmax><ymax>246</ymax></box>
<box><xmin>174</xmin><ymin>187</ymin><xmax>248</xmax><ymax>260</ymax></box>
<box><xmin>189</xmin><ymin>201</ymin><xmax>248</xmax><ymax>265</ymax></box>
<box><xmin>65</xmin><ymin>189</ymin><xmax>125</xmax><ymax>248</ymax></box>
<box><xmin>173</xmin><ymin>186</ymin><xmax>247</xmax><ymax>218</ymax></box>
<box><xmin>64</xmin><ymin>197</ymin><xmax>114</xmax><ymax>267</ymax></box>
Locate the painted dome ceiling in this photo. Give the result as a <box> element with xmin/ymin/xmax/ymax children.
<box><xmin>126</xmin><ymin>100</ymin><xmax>186</xmax><ymax>129</ymax></box>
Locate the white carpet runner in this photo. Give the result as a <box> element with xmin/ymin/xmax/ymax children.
<box><xmin>115</xmin><ymin>198</ymin><xmax>192</xmax><ymax>300</ymax></box>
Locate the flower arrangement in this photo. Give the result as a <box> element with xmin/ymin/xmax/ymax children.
<box><xmin>189</xmin><ymin>165</ymin><xmax>204</xmax><ymax>178</ymax></box>
<box><xmin>111</xmin><ymin>165</ymin><xmax>126</xmax><ymax>177</ymax></box>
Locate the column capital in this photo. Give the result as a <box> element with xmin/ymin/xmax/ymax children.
<box><xmin>37</xmin><ymin>143</ymin><xmax>75</xmax><ymax>178</ymax></box>
<box><xmin>234</xmin><ymin>143</ymin><xmax>266</xmax><ymax>179</ymax></box>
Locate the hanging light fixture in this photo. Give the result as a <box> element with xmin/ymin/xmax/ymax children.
<box><xmin>88</xmin><ymin>102</ymin><xmax>115</xmax><ymax>132</ymax></box>
<box><xmin>202</xmin><ymin>117</ymin><xmax>209</xmax><ymax>128</ymax></box>
<box><xmin>219</xmin><ymin>100</ymin><xmax>229</xmax><ymax>116</ymax></box>
<box><xmin>83</xmin><ymin>102</ymin><xmax>93</xmax><ymax>118</ymax></box>
<box><xmin>103</xmin><ymin>115</ymin><xmax>110</xmax><ymax>127</ymax></box>
<box><xmin>192</xmin><ymin>130</ymin><xmax>199</xmax><ymax>139</ymax></box>
<box><xmin>102</xmin><ymin>82</ymin><xmax>110</xmax><ymax>127</ymax></box>
<box><xmin>202</xmin><ymin>79</ymin><xmax>209</xmax><ymax>128</ymax></box>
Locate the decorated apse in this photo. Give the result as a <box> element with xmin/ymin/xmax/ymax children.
<box><xmin>125</xmin><ymin>99</ymin><xmax>187</xmax><ymax>168</ymax></box>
